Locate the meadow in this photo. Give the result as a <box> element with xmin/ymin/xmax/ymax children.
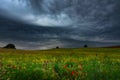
<box><xmin>0</xmin><ymin>48</ymin><xmax>120</xmax><ymax>80</ymax></box>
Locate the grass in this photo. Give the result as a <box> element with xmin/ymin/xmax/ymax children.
<box><xmin>0</xmin><ymin>48</ymin><xmax>120</xmax><ymax>80</ymax></box>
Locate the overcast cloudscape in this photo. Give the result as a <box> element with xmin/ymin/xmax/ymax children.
<box><xmin>0</xmin><ymin>0</ymin><xmax>120</xmax><ymax>49</ymax></box>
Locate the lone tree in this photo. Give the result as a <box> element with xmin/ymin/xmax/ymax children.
<box><xmin>56</xmin><ymin>46</ymin><xmax>59</xmax><ymax>49</ymax></box>
<box><xmin>84</xmin><ymin>44</ymin><xmax>88</xmax><ymax>48</ymax></box>
<box><xmin>3</xmin><ymin>44</ymin><xmax>16</xmax><ymax>49</ymax></box>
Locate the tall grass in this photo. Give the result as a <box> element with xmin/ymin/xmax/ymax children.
<box><xmin>0</xmin><ymin>48</ymin><xmax>120</xmax><ymax>80</ymax></box>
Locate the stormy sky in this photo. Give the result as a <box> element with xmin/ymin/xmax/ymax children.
<box><xmin>0</xmin><ymin>0</ymin><xmax>120</xmax><ymax>49</ymax></box>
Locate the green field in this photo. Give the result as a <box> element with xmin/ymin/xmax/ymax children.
<box><xmin>0</xmin><ymin>48</ymin><xmax>120</xmax><ymax>80</ymax></box>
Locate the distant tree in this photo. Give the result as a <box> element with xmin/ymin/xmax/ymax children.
<box><xmin>56</xmin><ymin>46</ymin><xmax>59</xmax><ymax>49</ymax></box>
<box><xmin>3</xmin><ymin>44</ymin><xmax>16</xmax><ymax>49</ymax></box>
<box><xmin>84</xmin><ymin>44</ymin><xmax>88</xmax><ymax>48</ymax></box>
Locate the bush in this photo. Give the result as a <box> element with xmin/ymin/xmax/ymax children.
<box><xmin>56</xmin><ymin>46</ymin><xmax>59</xmax><ymax>49</ymax></box>
<box><xmin>84</xmin><ymin>44</ymin><xmax>88</xmax><ymax>48</ymax></box>
<box><xmin>3</xmin><ymin>44</ymin><xmax>16</xmax><ymax>49</ymax></box>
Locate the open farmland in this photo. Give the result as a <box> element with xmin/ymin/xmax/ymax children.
<box><xmin>0</xmin><ymin>48</ymin><xmax>120</xmax><ymax>80</ymax></box>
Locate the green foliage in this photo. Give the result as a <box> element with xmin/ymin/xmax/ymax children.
<box><xmin>0</xmin><ymin>48</ymin><xmax>120</xmax><ymax>80</ymax></box>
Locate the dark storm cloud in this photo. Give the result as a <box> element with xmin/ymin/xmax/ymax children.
<box><xmin>21</xmin><ymin>0</ymin><xmax>120</xmax><ymax>39</ymax></box>
<box><xmin>0</xmin><ymin>14</ymin><xmax>74</xmax><ymax>49</ymax></box>
<box><xmin>0</xmin><ymin>0</ymin><xmax>120</xmax><ymax>49</ymax></box>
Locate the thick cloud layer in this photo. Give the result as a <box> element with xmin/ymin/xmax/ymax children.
<box><xmin>0</xmin><ymin>0</ymin><xmax>120</xmax><ymax>49</ymax></box>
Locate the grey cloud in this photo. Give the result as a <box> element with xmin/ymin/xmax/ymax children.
<box><xmin>0</xmin><ymin>0</ymin><xmax>120</xmax><ymax>49</ymax></box>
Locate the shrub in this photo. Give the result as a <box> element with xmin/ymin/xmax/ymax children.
<box><xmin>3</xmin><ymin>44</ymin><xmax>16</xmax><ymax>49</ymax></box>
